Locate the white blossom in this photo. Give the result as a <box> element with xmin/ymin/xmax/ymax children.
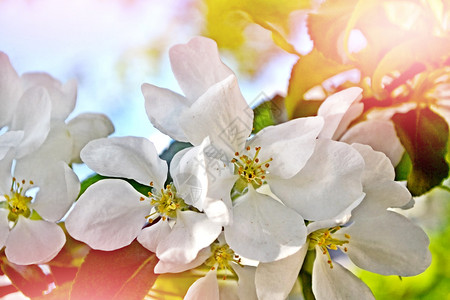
<box><xmin>66</xmin><ymin>136</ymin><xmax>223</xmax><ymax>264</ymax></box>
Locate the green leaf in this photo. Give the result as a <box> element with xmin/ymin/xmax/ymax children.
<box><xmin>0</xmin><ymin>258</ymin><xmax>50</xmax><ymax>298</ymax></box>
<box><xmin>159</xmin><ymin>141</ymin><xmax>192</xmax><ymax>166</ymax></box>
<box><xmin>392</xmin><ymin>107</ymin><xmax>449</xmax><ymax>196</ymax></box>
<box><xmin>394</xmin><ymin>151</ymin><xmax>412</xmax><ymax>181</ymax></box>
<box><xmin>79</xmin><ymin>174</ymin><xmax>106</xmax><ymax>196</ymax></box>
<box><xmin>252</xmin><ymin>101</ymin><xmax>276</xmax><ymax>134</ymax></box>
<box><xmin>70</xmin><ymin>241</ymin><xmax>158</xmax><ymax>300</ymax></box>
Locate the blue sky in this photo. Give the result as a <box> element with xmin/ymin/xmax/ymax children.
<box><xmin>0</xmin><ymin>0</ymin><xmax>298</xmax><ymax>179</ymax></box>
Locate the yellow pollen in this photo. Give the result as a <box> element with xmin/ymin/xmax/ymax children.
<box><xmin>205</xmin><ymin>242</ymin><xmax>242</xmax><ymax>279</ymax></box>
<box><xmin>309</xmin><ymin>226</ymin><xmax>350</xmax><ymax>269</ymax></box>
<box><xmin>4</xmin><ymin>178</ymin><xmax>33</xmax><ymax>220</ymax></box>
<box><xmin>147</xmin><ymin>183</ymin><xmax>187</xmax><ymax>220</ymax></box>
<box><xmin>232</xmin><ymin>146</ymin><xmax>272</xmax><ymax>187</ymax></box>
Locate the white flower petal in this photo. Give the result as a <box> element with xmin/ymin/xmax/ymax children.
<box><xmin>17</xmin><ymin>161</ymin><xmax>79</xmax><ymax>222</ymax></box>
<box><xmin>10</xmin><ymin>86</ymin><xmax>52</xmax><ymax>158</ymax></box>
<box><xmin>225</xmin><ymin>187</ymin><xmax>306</xmax><ymax>262</ymax></box>
<box><xmin>0</xmin><ymin>153</ymin><xmax>13</xmax><ymax>194</ymax></box>
<box><xmin>169</xmin><ymin>36</ymin><xmax>233</xmax><ymax>101</ymax></box>
<box><xmin>312</xmin><ymin>250</ymin><xmax>375</xmax><ymax>300</ymax></box>
<box><xmin>154</xmin><ymin>246</ymin><xmax>211</xmax><ymax>274</ymax></box>
<box><xmin>179</xmin><ymin>75</ymin><xmax>253</xmax><ymax>156</ymax></box>
<box><xmin>352</xmin><ymin>180</ymin><xmax>411</xmax><ymax>216</ymax></box>
<box><xmin>170</xmin><ymin>140</ymin><xmax>209</xmax><ymax>209</ymax></box>
<box><xmin>203</xmin><ymin>197</ymin><xmax>232</xmax><ymax>226</ymax></box>
<box><xmin>20</xmin><ymin>121</ymin><xmax>73</xmax><ymax>163</ymax></box>
<box><xmin>156</xmin><ymin>210</ymin><xmax>222</xmax><ymax>264</ymax></box>
<box><xmin>342</xmin><ymin>211</ymin><xmax>431</xmax><ymax>276</ymax></box>
<box><xmin>21</xmin><ymin>73</ymin><xmax>77</xmax><ymax>120</ymax></box>
<box><xmin>67</xmin><ymin>113</ymin><xmax>115</xmax><ymax>163</ymax></box>
<box><xmin>142</xmin><ymin>83</ymin><xmax>190</xmax><ymax>142</ymax></box>
<box><xmin>6</xmin><ymin>216</ymin><xmax>65</xmax><ymax>265</ymax></box>
<box><xmin>0</xmin><ymin>131</ymin><xmax>23</xmax><ymax>160</ymax></box>
<box><xmin>184</xmin><ymin>269</ymin><xmax>220</xmax><ymax>300</ymax></box>
<box><xmin>81</xmin><ymin>136</ymin><xmax>167</xmax><ymax>188</ymax></box>
<box><xmin>255</xmin><ymin>245</ymin><xmax>307</xmax><ymax>300</ymax></box>
<box><xmin>318</xmin><ymin>87</ymin><xmax>363</xmax><ymax>139</ymax></box>
<box><xmin>270</xmin><ymin>139</ymin><xmax>364</xmax><ymax>221</ymax></box>
<box><xmin>232</xmin><ymin>264</ymin><xmax>258</xmax><ymax>300</ymax></box>
<box><xmin>0</xmin><ymin>209</ymin><xmax>10</xmax><ymax>249</ymax></box>
<box><xmin>341</xmin><ymin>120</ymin><xmax>404</xmax><ymax>166</ymax></box>
<box><xmin>202</xmin><ymin>157</ymin><xmax>236</xmax><ymax>225</ymax></box>
<box><xmin>351</xmin><ymin>143</ymin><xmax>396</xmax><ymax>184</ymax></box>
<box><xmin>137</xmin><ymin>219</ymin><xmax>172</xmax><ymax>253</ymax></box>
<box><xmin>0</xmin><ymin>52</ymin><xmax>21</xmax><ymax>127</ymax></box>
<box><xmin>249</xmin><ymin>116</ymin><xmax>324</xmax><ymax>178</ymax></box>
<box><xmin>65</xmin><ymin>179</ymin><xmax>149</xmax><ymax>251</ymax></box>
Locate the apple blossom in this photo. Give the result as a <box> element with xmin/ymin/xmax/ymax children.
<box><xmin>66</xmin><ymin>136</ymin><xmax>224</xmax><ymax>264</ymax></box>
<box><xmin>318</xmin><ymin>87</ymin><xmax>405</xmax><ymax>166</ymax></box>
<box><xmin>0</xmin><ymin>148</ymin><xmax>80</xmax><ymax>265</ymax></box>
<box><xmin>254</xmin><ymin>144</ymin><xmax>431</xmax><ymax>300</ymax></box>
<box><xmin>154</xmin><ymin>234</ymin><xmax>257</xmax><ymax>300</ymax></box>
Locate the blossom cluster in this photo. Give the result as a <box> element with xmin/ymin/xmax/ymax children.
<box><xmin>64</xmin><ymin>37</ymin><xmax>430</xmax><ymax>299</ymax></box>
<box><xmin>0</xmin><ymin>37</ymin><xmax>432</xmax><ymax>299</ymax></box>
<box><xmin>0</xmin><ymin>53</ymin><xmax>114</xmax><ymax>265</ymax></box>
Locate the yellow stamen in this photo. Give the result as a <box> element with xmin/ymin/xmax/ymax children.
<box><xmin>147</xmin><ymin>183</ymin><xmax>187</xmax><ymax>220</ymax></box>
<box><xmin>205</xmin><ymin>242</ymin><xmax>242</xmax><ymax>279</ymax></box>
<box><xmin>232</xmin><ymin>146</ymin><xmax>272</xmax><ymax>187</ymax></box>
<box><xmin>309</xmin><ymin>226</ymin><xmax>350</xmax><ymax>269</ymax></box>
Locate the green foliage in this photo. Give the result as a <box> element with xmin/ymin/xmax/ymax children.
<box><xmin>70</xmin><ymin>241</ymin><xmax>158</xmax><ymax>300</ymax></box>
<box><xmin>252</xmin><ymin>100</ymin><xmax>277</xmax><ymax>134</ymax></box>
<box><xmin>392</xmin><ymin>107</ymin><xmax>449</xmax><ymax>196</ymax></box>
<box><xmin>79</xmin><ymin>174</ymin><xmax>106</xmax><ymax>197</ymax></box>
<box><xmin>394</xmin><ymin>152</ymin><xmax>412</xmax><ymax>181</ymax></box>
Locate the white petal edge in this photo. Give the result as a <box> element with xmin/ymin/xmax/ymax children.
<box><xmin>66</xmin><ymin>113</ymin><xmax>115</xmax><ymax>163</ymax></box>
<box><xmin>317</xmin><ymin>87</ymin><xmax>363</xmax><ymax>139</ymax></box>
<box><xmin>169</xmin><ymin>36</ymin><xmax>234</xmax><ymax>101</ymax></box>
<box><xmin>10</xmin><ymin>86</ymin><xmax>52</xmax><ymax>158</ymax></box>
<box><xmin>225</xmin><ymin>187</ymin><xmax>306</xmax><ymax>262</ymax></box>
<box><xmin>6</xmin><ymin>216</ymin><xmax>65</xmax><ymax>265</ymax></box>
<box><xmin>255</xmin><ymin>245</ymin><xmax>308</xmax><ymax>300</ymax></box>
<box><xmin>80</xmin><ymin>136</ymin><xmax>167</xmax><ymax>188</ymax></box>
<box><xmin>342</xmin><ymin>211</ymin><xmax>431</xmax><ymax>276</ymax></box>
<box><xmin>21</xmin><ymin>73</ymin><xmax>77</xmax><ymax>120</ymax></box>
<box><xmin>341</xmin><ymin>120</ymin><xmax>404</xmax><ymax>166</ymax></box>
<box><xmin>179</xmin><ymin>75</ymin><xmax>253</xmax><ymax>157</ymax></box>
<box><xmin>184</xmin><ymin>269</ymin><xmax>220</xmax><ymax>300</ymax></box>
<box><xmin>248</xmin><ymin>116</ymin><xmax>324</xmax><ymax>179</ymax></box>
<box><xmin>65</xmin><ymin>179</ymin><xmax>149</xmax><ymax>251</ymax></box>
<box><xmin>137</xmin><ymin>219</ymin><xmax>172</xmax><ymax>253</ymax></box>
<box><xmin>312</xmin><ymin>249</ymin><xmax>375</xmax><ymax>300</ymax></box>
<box><xmin>232</xmin><ymin>264</ymin><xmax>258</xmax><ymax>300</ymax></box>
<box><xmin>156</xmin><ymin>210</ymin><xmax>222</xmax><ymax>264</ymax></box>
<box><xmin>142</xmin><ymin>83</ymin><xmax>190</xmax><ymax>142</ymax></box>
<box><xmin>0</xmin><ymin>209</ymin><xmax>10</xmax><ymax>249</ymax></box>
<box><xmin>269</xmin><ymin>139</ymin><xmax>365</xmax><ymax>221</ymax></box>
<box><xmin>154</xmin><ymin>246</ymin><xmax>211</xmax><ymax>274</ymax></box>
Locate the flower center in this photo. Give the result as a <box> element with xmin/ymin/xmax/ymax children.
<box><xmin>204</xmin><ymin>241</ymin><xmax>242</xmax><ymax>279</ymax></box>
<box><xmin>308</xmin><ymin>226</ymin><xmax>350</xmax><ymax>269</ymax></box>
<box><xmin>141</xmin><ymin>183</ymin><xmax>188</xmax><ymax>221</ymax></box>
<box><xmin>231</xmin><ymin>146</ymin><xmax>272</xmax><ymax>187</ymax></box>
<box><xmin>4</xmin><ymin>178</ymin><xmax>33</xmax><ymax>221</ymax></box>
